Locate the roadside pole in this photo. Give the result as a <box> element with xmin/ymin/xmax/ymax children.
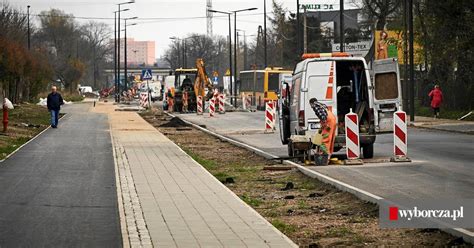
<box><xmin>147</xmin><ymin>79</ymin><xmax>151</xmax><ymax>109</ymax></box>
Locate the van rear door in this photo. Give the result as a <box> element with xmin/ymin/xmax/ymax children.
<box><xmin>371</xmin><ymin>58</ymin><xmax>402</xmax><ymax>132</ymax></box>
<box><xmin>304</xmin><ymin>60</ymin><xmax>336</xmax><ymax>135</ymax></box>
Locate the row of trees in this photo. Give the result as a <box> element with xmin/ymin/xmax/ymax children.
<box><xmin>0</xmin><ymin>3</ymin><xmax>111</xmax><ymax>103</ymax></box>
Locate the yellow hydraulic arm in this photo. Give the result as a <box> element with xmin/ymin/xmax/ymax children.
<box><xmin>194</xmin><ymin>58</ymin><xmax>214</xmax><ymax>100</ymax></box>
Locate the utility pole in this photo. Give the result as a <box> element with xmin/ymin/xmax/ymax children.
<box><xmin>408</xmin><ymin>0</ymin><xmax>415</xmax><ymax>122</ymax></box>
<box><xmin>27</xmin><ymin>5</ymin><xmax>30</xmax><ymax>50</ymax></box>
<box><xmin>339</xmin><ymin>0</ymin><xmax>344</xmax><ymax>52</ymax></box>
<box><xmin>263</xmin><ymin>0</ymin><xmax>267</xmax><ymax>67</ymax></box>
<box><xmin>114</xmin><ymin>11</ymin><xmax>117</xmax><ymax>101</ymax></box>
<box><xmin>403</xmin><ymin>0</ymin><xmax>409</xmax><ymax>111</ymax></box>
<box><xmin>303</xmin><ymin>7</ymin><xmax>307</xmax><ymax>54</ymax></box>
<box><xmin>296</xmin><ymin>0</ymin><xmax>300</xmax><ymax>57</ymax></box>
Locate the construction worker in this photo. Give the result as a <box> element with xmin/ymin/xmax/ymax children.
<box><xmin>182</xmin><ymin>88</ymin><xmax>189</xmax><ymax>113</ymax></box>
<box><xmin>309</xmin><ymin>98</ymin><xmax>337</xmax><ymax>165</ymax></box>
<box><xmin>167</xmin><ymin>87</ymin><xmax>175</xmax><ymax>113</ymax></box>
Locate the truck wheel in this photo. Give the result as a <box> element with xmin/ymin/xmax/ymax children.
<box><xmin>362</xmin><ymin>144</ymin><xmax>374</xmax><ymax>159</ymax></box>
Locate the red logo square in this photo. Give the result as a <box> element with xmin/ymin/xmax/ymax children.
<box><xmin>389</xmin><ymin>206</ymin><xmax>398</xmax><ymax>221</ymax></box>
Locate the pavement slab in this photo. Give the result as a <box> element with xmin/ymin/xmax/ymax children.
<box><xmin>95</xmin><ymin>103</ymin><xmax>297</xmax><ymax>247</ymax></box>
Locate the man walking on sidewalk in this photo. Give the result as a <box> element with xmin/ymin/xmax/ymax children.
<box><xmin>47</xmin><ymin>86</ymin><xmax>64</xmax><ymax>128</ymax></box>
<box><xmin>428</xmin><ymin>84</ymin><xmax>443</xmax><ymax>118</ymax></box>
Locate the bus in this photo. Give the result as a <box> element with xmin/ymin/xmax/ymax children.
<box><xmin>239</xmin><ymin>68</ymin><xmax>292</xmax><ymax>109</ymax></box>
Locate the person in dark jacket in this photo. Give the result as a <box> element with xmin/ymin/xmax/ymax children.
<box><xmin>47</xmin><ymin>86</ymin><xmax>64</xmax><ymax>128</ymax></box>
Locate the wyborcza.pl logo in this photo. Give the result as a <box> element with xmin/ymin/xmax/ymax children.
<box><xmin>379</xmin><ymin>200</ymin><xmax>473</xmax><ymax>228</ymax></box>
<box><xmin>389</xmin><ymin>206</ymin><xmax>464</xmax><ymax>221</ymax></box>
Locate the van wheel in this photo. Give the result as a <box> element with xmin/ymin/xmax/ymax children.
<box><xmin>362</xmin><ymin>144</ymin><xmax>374</xmax><ymax>159</ymax></box>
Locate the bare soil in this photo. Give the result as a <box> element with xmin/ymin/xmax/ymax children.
<box><xmin>141</xmin><ymin>109</ymin><xmax>470</xmax><ymax>247</ymax></box>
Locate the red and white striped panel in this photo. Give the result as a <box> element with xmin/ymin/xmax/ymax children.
<box><xmin>265</xmin><ymin>101</ymin><xmax>275</xmax><ymax>132</ymax></box>
<box><xmin>246</xmin><ymin>95</ymin><xmax>252</xmax><ymax>109</ymax></box>
<box><xmin>209</xmin><ymin>97</ymin><xmax>215</xmax><ymax>117</ymax></box>
<box><xmin>218</xmin><ymin>94</ymin><xmax>225</xmax><ymax>114</ymax></box>
<box><xmin>140</xmin><ymin>93</ymin><xmax>148</xmax><ymax>108</ymax></box>
<box><xmin>393</xmin><ymin>110</ymin><xmax>408</xmax><ymax>156</ymax></box>
<box><xmin>345</xmin><ymin>111</ymin><xmax>360</xmax><ymax>159</ymax></box>
<box><xmin>197</xmin><ymin>96</ymin><xmax>203</xmax><ymax>115</ymax></box>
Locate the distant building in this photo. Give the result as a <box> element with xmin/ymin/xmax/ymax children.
<box><xmin>119</xmin><ymin>38</ymin><xmax>155</xmax><ymax>66</ymax></box>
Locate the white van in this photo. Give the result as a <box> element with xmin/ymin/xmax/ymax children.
<box><xmin>140</xmin><ymin>81</ymin><xmax>162</xmax><ymax>102</ymax></box>
<box><xmin>279</xmin><ymin>53</ymin><xmax>402</xmax><ymax>158</ymax></box>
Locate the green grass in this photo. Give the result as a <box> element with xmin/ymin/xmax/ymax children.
<box><xmin>0</xmin><ymin>137</ymin><xmax>30</xmax><ymax>160</ymax></box>
<box><xmin>0</xmin><ymin>104</ymin><xmax>51</xmax><ymax>160</ymax></box>
<box><xmin>271</xmin><ymin>219</ymin><xmax>297</xmax><ymax>234</ymax></box>
<box><xmin>240</xmin><ymin>194</ymin><xmax>263</xmax><ymax>207</ymax></box>
<box><xmin>184</xmin><ymin>148</ymin><xmax>218</xmax><ymax>170</ymax></box>
<box><xmin>326</xmin><ymin>226</ymin><xmax>354</xmax><ymax>237</ymax></box>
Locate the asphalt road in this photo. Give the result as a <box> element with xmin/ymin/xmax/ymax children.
<box><xmin>0</xmin><ymin>104</ymin><xmax>121</xmax><ymax>247</ymax></box>
<box><xmin>177</xmin><ymin>111</ymin><xmax>474</xmax><ymax>202</ymax></box>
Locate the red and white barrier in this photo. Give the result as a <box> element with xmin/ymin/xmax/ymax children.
<box><xmin>345</xmin><ymin>109</ymin><xmax>360</xmax><ymax>160</ymax></box>
<box><xmin>392</xmin><ymin>109</ymin><xmax>410</xmax><ymax>162</ymax></box>
<box><xmin>197</xmin><ymin>96</ymin><xmax>203</xmax><ymax>115</ymax></box>
<box><xmin>209</xmin><ymin>97</ymin><xmax>215</xmax><ymax>117</ymax></box>
<box><xmin>246</xmin><ymin>95</ymin><xmax>252</xmax><ymax>109</ymax></box>
<box><xmin>265</xmin><ymin>101</ymin><xmax>276</xmax><ymax>132</ymax></box>
<box><xmin>140</xmin><ymin>92</ymin><xmax>148</xmax><ymax>108</ymax></box>
<box><xmin>218</xmin><ymin>94</ymin><xmax>225</xmax><ymax>114</ymax></box>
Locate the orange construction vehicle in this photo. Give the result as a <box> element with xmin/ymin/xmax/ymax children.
<box><xmin>194</xmin><ymin>58</ymin><xmax>215</xmax><ymax>101</ymax></box>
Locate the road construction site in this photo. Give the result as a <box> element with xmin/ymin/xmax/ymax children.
<box><xmin>150</xmin><ymin>104</ymin><xmax>473</xmax><ymax>243</ymax></box>
<box><xmin>141</xmin><ymin>107</ymin><xmax>469</xmax><ymax>246</ymax></box>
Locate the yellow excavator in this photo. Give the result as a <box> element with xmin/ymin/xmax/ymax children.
<box><xmin>173</xmin><ymin>58</ymin><xmax>214</xmax><ymax>112</ymax></box>
<box><xmin>194</xmin><ymin>58</ymin><xmax>215</xmax><ymax>101</ymax></box>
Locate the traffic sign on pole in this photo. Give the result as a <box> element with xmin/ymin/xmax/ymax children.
<box><xmin>141</xmin><ymin>69</ymin><xmax>153</xmax><ymax>80</ymax></box>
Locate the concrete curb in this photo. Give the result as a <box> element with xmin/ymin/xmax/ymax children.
<box><xmin>170</xmin><ymin>113</ymin><xmax>474</xmax><ymax>245</ymax></box>
<box><xmin>0</xmin><ymin>114</ymin><xmax>67</xmax><ymax>163</ymax></box>
<box><xmin>409</xmin><ymin>124</ymin><xmax>473</xmax><ymax>135</ymax></box>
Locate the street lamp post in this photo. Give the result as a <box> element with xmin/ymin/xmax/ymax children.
<box><xmin>208</xmin><ymin>9</ymin><xmax>233</xmax><ymax>104</ymax></box>
<box><xmin>169</xmin><ymin>37</ymin><xmax>182</xmax><ymax>68</ymax></box>
<box><xmin>232</xmin><ymin>8</ymin><xmax>257</xmax><ymax>107</ymax></box>
<box><xmin>263</xmin><ymin>0</ymin><xmax>267</xmax><ymax>67</ymax></box>
<box><xmin>123</xmin><ymin>18</ymin><xmax>137</xmax><ymax>92</ymax></box>
<box><xmin>237</xmin><ymin>29</ymin><xmax>248</xmax><ymax>70</ymax></box>
<box><xmin>27</xmin><ymin>5</ymin><xmax>30</xmax><ymax>50</ymax></box>
<box><xmin>116</xmin><ymin>1</ymin><xmax>134</xmax><ymax>102</ymax></box>
<box><xmin>339</xmin><ymin>0</ymin><xmax>344</xmax><ymax>52</ymax></box>
<box><xmin>114</xmin><ymin>8</ymin><xmax>129</xmax><ymax>102</ymax></box>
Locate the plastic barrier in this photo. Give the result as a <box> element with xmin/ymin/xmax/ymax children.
<box><xmin>391</xmin><ymin>109</ymin><xmax>411</xmax><ymax>162</ymax></box>
<box><xmin>344</xmin><ymin>109</ymin><xmax>363</xmax><ymax>165</ymax></box>
<box><xmin>209</xmin><ymin>97</ymin><xmax>215</xmax><ymax>117</ymax></box>
<box><xmin>197</xmin><ymin>96</ymin><xmax>203</xmax><ymax>115</ymax></box>
<box><xmin>265</xmin><ymin>101</ymin><xmax>276</xmax><ymax>133</ymax></box>
<box><xmin>218</xmin><ymin>94</ymin><xmax>225</xmax><ymax>114</ymax></box>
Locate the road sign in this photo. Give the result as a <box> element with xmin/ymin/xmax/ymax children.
<box><xmin>141</xmin><ymin>69</ymin><xmax>153</xmax><ymax>80</ymax></box>
<box><xmin>225</xmin><ymin>69</ymin><xmax>230</xmax><ymax>76</ymax></box>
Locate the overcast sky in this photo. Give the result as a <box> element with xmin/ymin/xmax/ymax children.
<box><xmin>9</xmin><ymin>0</ymin><xmax>359</xmax><ymax>58</ymax></box>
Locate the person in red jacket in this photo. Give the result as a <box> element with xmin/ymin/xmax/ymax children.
<box><xmin>428</xmin><ymin>85</ymin><xmax>443</xmax><ymax>118</ymax></box>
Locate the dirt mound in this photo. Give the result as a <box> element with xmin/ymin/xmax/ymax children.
<box><xmin>158</xmin><ymin>117</ymin><xmax>190</xmax><ymax>128</ymax></box>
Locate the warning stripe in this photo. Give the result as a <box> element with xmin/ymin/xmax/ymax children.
<box><xmin>395</xmin><ymin>125</ymin><xmax>406</xmax><ymax>144</ymax></box>
<box><xmin>347</xmin><ymin>148</ymin><xmax>357</xmax><ymax>158</ymax></box>
<box><xmin>346</xmin><ymin>128</ymin><xmax>359</xmax><ymax>146</ymax></box>
<box><xmin>325</xmin><ymin>62</ymin><xmax>334</xmax><ymax>99</ymax></box>
<box><xmin>395</xmin><ymin>146</ymin><xmax>405</xmax><ymax>156</ymax></box>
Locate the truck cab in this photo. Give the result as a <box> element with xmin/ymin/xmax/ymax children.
<box><xmin>279</xmin><ymin>53</ymin><xmax>402</xmax><ymax>159</ymax></box>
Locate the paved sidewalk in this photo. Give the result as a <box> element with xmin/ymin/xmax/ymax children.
<box><xmin>411</xmin><ymin>115</ymin><xmax>474</xmax><ymax>134</ymax></box>
<box><xmin>95</xmin><ymin>103</ymin><xmax>296</xmax><ymax>247</ymax></box>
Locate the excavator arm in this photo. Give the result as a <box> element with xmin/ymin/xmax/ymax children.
<box><xmin>194</xmin><ymin>58</ymin><xmax>214</xmax><ymax>100</ymax></box>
